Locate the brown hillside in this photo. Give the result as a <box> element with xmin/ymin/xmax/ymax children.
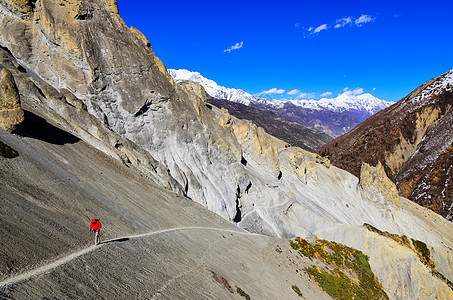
<box><xmin>318</xmin><ymin>70</ymin><xmax>453</xmax><ymax>220</ymax></box>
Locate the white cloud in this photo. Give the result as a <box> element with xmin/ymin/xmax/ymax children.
<box><xmin>259</xmin><ymin>88</ymin><xmax>286</xmax><ymax>95</ymax></box>
<box><xmin>313</xmin><ymin>24</ymin><xmax>328</xmax><ymax>34</ymax></box>
<box><xmin>287</xmin><ymin>89</ymin><xmax>300</xmax><ymax>95</ymax></box>
<box><xmin>296</xmin><ymin>92</ymin><xmax>316</xmax><ymax>99</ymax></box>
<box><xmin>320</xmin><ymin>91</ymin><xmax>333</xmax><ymax>97</ymax></box>
<box><xmin>301</xmin><ymin>14</ymin><xmax>375</xmax><ymax>37</ymax></box>
<box><xmin>224</xmin><ymin>42</ymin><xmax>244</xmax><ymax>53</ymax></box>
<box><xmin>353</xmin><ymin>88</ymin><xmax>363</xmax><ymax>94</ymax></box>
<box><xmin>342</xmin><ymin>87</ymin><xmax>364</xmax><ymax>96</ymax></box>
<box><xmin>355</xmin><ymin>14</ymin><xmax>375</xmax><ymax>26</ymax></box>
<box><xmin>335</xmin><ymin>17</ymin><xmax>353</xmax><ymax>28</ymax></box>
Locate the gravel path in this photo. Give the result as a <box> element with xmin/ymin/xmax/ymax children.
<box><xmin>0</xmin><ymin>226</ymin><xmax>255</xmax><ymax>287</ymax></box>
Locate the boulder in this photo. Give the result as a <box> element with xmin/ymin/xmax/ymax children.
<box><xmin>359</xmin><ymin>161</ymin><xmax>400</xmax><ymax>207</ymax></box>
<box><xmin>0</xmin><ymin>68</ymin><xmax>24</xmax><ymax>132</ymax></box>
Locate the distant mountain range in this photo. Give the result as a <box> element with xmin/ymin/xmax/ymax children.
<box><xmin>169</xmin><ymin>69</ymin><xmax>393</xmax><ymax>138</ymax></box>
<box><xmin>207</xmin><ymin>96</ymin><xmax>333</xmax><ymax>152</ymax></box>
<box><xmin>318</xmin><ymin>69</ymin><xmax>453</xmax><ymax>221</ymax></box>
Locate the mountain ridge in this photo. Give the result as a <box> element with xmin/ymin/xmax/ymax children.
<box><xmin>207</xmin><ymin>95</ymin><xmax>333</xmax><ymax>152</ymax></box>
<box><xmin>169</xmin><ymin>68</ymin><xmax>393</xmax><ymax>137</ymax></box>
<box><xmin>318</xmin><ymin>69</ymin><xmax>453</xmax><ymax>221</ymax></box>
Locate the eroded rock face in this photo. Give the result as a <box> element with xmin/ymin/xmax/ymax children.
<box><xmin>0</xmin><ymin>0</ymin><xmax>254</xmax><ymax>221</ymax></box>
<box><xmin>0</xmin><ymin>68</ymin><xmax>24</xmax><ymax>132</ymax></box>
<box><xmin>0</xmin><ymin>45</ymin><xmax>183</xmax><ymax>196</ymax></box>
<box><xmin>360</xmin><ymin>162</ymin><xmax>400</xmax><ymax>207</ymax></box>
<box><xmin>0</xmin><ymin>0</ymin><xmax>35</xmax><ymax>18</ymax></box>
<box><xmin>0</xmin><ymin>0</ymin><xmax>171</xmax><ymax>116</ymax></box>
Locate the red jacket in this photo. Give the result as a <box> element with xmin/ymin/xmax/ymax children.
<box><xmin>90</xmin><ymin>218</ymin><xmax>101</xmax><ymax>231</ymax></box>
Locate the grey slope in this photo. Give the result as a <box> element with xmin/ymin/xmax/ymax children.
<box><xmin>0</xmin><ymin>226</ymin><xmax>251</xmax><ymax>287</ymax></box>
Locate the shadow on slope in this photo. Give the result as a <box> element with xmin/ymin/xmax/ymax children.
<box><xmin>101</xmin><ymin>237</ymin><xmax>130</xmax><ymax>245</ymax></box>
<box><xmin>20</xmin><ymin>110</ymin><xmax>79</xmax><ymax>145</ymax></box>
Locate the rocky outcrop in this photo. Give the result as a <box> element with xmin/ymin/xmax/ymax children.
<box><xmin>0</xmin><ymin>0</ymin><xmax>251</xmax><ymax>221</ymax></box>
<box><xmin>359</xmin><ymin>162</ymin><xmax>400</xmax><ymax>207</ymax></box>
<box><xmin>0</xmin><ymin>0</ymin><xmax>35</xmax><ymax>18</ymax></box>
<box><xmin>318</xmin><ymin>69</ymin><xmax>453</xmax><ymax>220</ymax></box>
<box><xmin>0</xmin><ymin>68</ymin><xmax>24</xmax><ymax>132</ymax></box>
<box><xmin>181</xmin><ymin>81</ymin><xmax>208</xmax><ymax>116</ymax></box>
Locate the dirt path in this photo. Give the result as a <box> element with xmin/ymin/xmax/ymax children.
<box><xmin>0</xmin><ymin>226</ymin><xmax>257</xmax><ymax>287</ymax></box>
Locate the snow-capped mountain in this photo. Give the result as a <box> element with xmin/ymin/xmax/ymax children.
<box><xmin>289</xmin><ymin>91</ymin><xmax>387</xmax><ymax>113</ymax></box>
<box><xmin>168</xmin><ymin>69</ymin><xmax>258</xmax><ymax>106</ymax></box>
<box><xmin>169</xmin><ymin>69</ymin><xmax>393</xmax><ymax>124</ymax></box>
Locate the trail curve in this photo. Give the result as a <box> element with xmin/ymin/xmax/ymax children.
<box><xmin>0</xmin><ymin>226</ymin><xmax>260</xmax><ymax>287</ymax></box>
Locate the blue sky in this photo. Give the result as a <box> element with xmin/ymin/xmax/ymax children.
<box><xmin>117</xmin><ymin>0</ymin><xmax>453</xmax><ymax>102</ymax></box>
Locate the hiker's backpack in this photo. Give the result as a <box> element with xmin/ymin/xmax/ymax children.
<box><xmin>90</xmin><ymin>218</ymin><xmax>101</xmax><ymax>230</ymax></box>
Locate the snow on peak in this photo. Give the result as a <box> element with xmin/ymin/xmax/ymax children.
<box><xmin>405</xmin><ymin>69</ymin><xmax>453</xmax><ymax>106</ymax></box>
<box><xmin>168</xmin><ymin>69</ymin><xmax>257</xmax><ymax>106</ymax></box>
<box><xmin>291</xmin><ymin>91</ymin><xmax>391</xmax><ymax>115</ymax></box>
<box><xmin>168</xmin><ymin>68</ymin><xmax>392</xmax><ymax>120</ymax></box>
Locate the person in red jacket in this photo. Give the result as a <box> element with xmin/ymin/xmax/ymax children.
<box><xmin>89</xmin><ymin>218</ymin><xmax>102</xmax><ymax>245</ymax></box>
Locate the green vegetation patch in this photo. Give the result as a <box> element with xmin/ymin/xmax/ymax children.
<box><xmin>291</xmin><ymin>237</ymin><xmax>388</xmax><ymax>300</ymax></box>
<box><xmin>0</xmin><ymin>140</ymin><xmax>18</xmax><ymax>158</ymax></box>
<box><xmin>308</xmin><ymin>267</ymin><xmax>355</xmax><ymax>300</ymax></box>
<box><xmin>290</xmin><ymin>238</ymin><xmax>316</xmax><ymax>260</ymax></box>
<box><xmin>236</xmin><ymin>286</ymin><xmax>250</xmax><ymax>300</ymax></box>
<box><xmin>292</xmin><ymin>284</ymin><xmax>305</xmax><ymax>298</ymax></box>
<box><xmin>411</xmin><ymin>239</ymin><xmax>436</xmax><ymax>269</ymax></box>
<box><xmin>363</xmin><ymin>223</ymin><xmax>411</xmax><ymax>248</ymax></box>
<box><xmin>363</xmin><ymin>223</ymin><xmax>453</xmax><ymax>291</ymax></box>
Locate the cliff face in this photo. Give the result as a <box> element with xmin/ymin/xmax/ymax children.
<box><xmin>1</xmin><ymin>1</ymin><xmax>453</xmax><ymax>298</ymax></box>
<box><xmin>318</xmin><ymin>70</ymin><xmax>453</xmax><ymax>220</ymax></box>
<box><xmin>0</xmin><ymin>0</ymin><xmax>280</xmax><ymax>221</ymax></box>
<box><xmin>0</xmin><ymin>0</ymin><xmax>173</xmax><ymax>113</ymax></box>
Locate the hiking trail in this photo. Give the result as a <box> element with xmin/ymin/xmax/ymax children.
<box><xmin>0</xmin><ymin>226</ymin><xmax>260</xmax><ymax>287</ymax></box>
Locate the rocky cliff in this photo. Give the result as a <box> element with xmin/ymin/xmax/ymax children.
<box><xmin>1</xmin><ymin>0</ymin><xmax>453</xmax><ymax>299</ymax></box>
<box><xmin>318</xmin><ymin>69</ymin><xmax>453</xmax><ymax>221</ymax></box>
